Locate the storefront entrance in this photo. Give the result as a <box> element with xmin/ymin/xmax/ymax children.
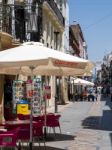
<box><xmin>4</xmin><ymin>75</ymin><xmax>16</xmax><ymax>121</ymax></box>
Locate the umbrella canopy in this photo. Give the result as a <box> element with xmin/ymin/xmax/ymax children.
<box><xmin>71</xmin><ymin>78</ymin><xmax>94</xmax><ymax>86</ymax></box>
<box><xmin>0</xmin><ymin>42</ymin><xmax>94</xmax><ymax>75</ymax></box>
<box><xmin>0</xmin><ymin>66</ymin><xmax>88</xmax><ymax>76</ymax></box>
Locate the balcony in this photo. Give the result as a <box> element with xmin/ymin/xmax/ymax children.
<box><xmin>44</xmin><ymin>0</ymin><xmax>65</xmax><ymax>27</ymax></box>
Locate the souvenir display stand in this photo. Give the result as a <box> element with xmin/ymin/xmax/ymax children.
<box><xmin>13</xmin><ymin>80</ymin><xmax>25</xmax><ymax>108</ymax></box>
<box><xmin>12</xmin><ymin>78</ymin><xmax>43</xmax><ymax>116</ymax></box>
<box><xmin>31</xmin><ymin>78</ymin><xmax>44</xmax><ymax>116</ymax></box>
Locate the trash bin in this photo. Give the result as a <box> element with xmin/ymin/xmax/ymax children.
<box><xmin>16</xmin><ymin>100</ymin><xmax>30</xmax><ymax>115</ymax></box>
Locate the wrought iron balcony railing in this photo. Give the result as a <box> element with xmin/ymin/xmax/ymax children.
<box><xmin>46</xmin><ymin>0</ymin><xmax>65</xmax><ymax>27</ymax></box>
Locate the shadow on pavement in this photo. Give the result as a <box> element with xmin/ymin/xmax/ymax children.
<box><xmin>19</xmin><ymin>133</ymin><xmax>75</xmax><ymax>150</ymax></box>
<box><xmin>81</xmin><ymin>94</ymin><xmax>112</xmax><ymax>131</ymax></box>
<box><xmin>100</xmin><ymin>110</ymin><xmax>112</xmax><ymax>131</ymax></box>
<box><xmin>82</xmin><ymin>96</ymin><xmax>112</xmax><ymax>131</ymax></box>
<box><xmin>105</xmin><ymin>97</ymin><xmax>112</xmax><ymax>109</ymax></box>
<box><xmin>109</xmin><ymin>133</ymin><xmax>112</xmax><ymax>148</ymax></box>
<box><xmin>81</xmin><ymin>116</ymin><xmax>101</xmax><ymax>130</ymax></box>
<box><xmin>100</xmin><ymin>94</ymin><xmax>108</xmax><ymax>101</ymax></box>
<box><xmin>21</xmin><ymin>146</ymin><xmax>64</xmax><ymax>150</ymax></box>
<box><xmin>100</xmin><ymin>96</ymin><xmax>112</xmax><ymax>131</ymax></box>
<box><xmin>45</xmin><ymin>133</ymin><xmax>75</xmax><ymax>142</ymax></box>
<box><xmin>37</xmin><ymin>146</ymin><xmax>64</xmax><ymax>150</ymax></box>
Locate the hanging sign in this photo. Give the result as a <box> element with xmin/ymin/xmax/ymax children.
<box><xmin>44</xmin><ymin>86</ymin><xmax>51</xmax><ymax>99</ymax></box>
<box><xmin>26</xmin><ymin>82</ymin><xmax>33</xmax><ymax>98</ymax></box>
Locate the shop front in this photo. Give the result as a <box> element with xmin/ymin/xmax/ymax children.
<box><xmin>3</xmin><ymin>77</ymin><xmax>48</xmax><ymax>121</ymax></box>
<box><xmin>0</xmin><ymin>74</ymin><xmax>52</xmax><ymax>123</ymax></box>
<box><xmin>0</xmin><ymin>32</ymin><xmax>21</xmax><ymax>123</ymax></box>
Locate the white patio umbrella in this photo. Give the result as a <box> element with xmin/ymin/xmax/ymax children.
<box><xmin>0</xmin><ymin>42</ymin><xmax>94</xmax><ymax>149</ymax></box>
<box><xmin>71</xmin><ymin>78</ymin><xmax>94</xmax><ymax>86</ymax></box>
<box><xmin>0</xmin><ymin>42</ymin><xmax>94</xmax><ymax>74</ymax></box>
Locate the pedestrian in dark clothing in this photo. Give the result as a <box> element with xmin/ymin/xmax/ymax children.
<box><xmin>95</xmin><ymin>88</ymin><xmax>98</xmax><ymax>101</ymax></box>
<box><xmin>88</xmin><ymin>91</ymin><xmax>95</xmax><ymax>101</ymax></box>
<box><xmin>106</xmin><ymin>87</ymin><xmax>110</xmax><ymax>97</ymax></box>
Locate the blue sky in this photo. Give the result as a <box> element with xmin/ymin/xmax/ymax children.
<box><xmin>68</xmin><ymin>0</ymin><xmax>112</xmax><ymax>62</ymax></box>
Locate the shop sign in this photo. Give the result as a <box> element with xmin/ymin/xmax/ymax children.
<box><xmin>53</xmin><ymin>60</ymin><xmax>78</xmax><ymax>68</ymax></box>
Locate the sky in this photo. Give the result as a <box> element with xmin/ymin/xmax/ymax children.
<box><xmin>68</xmin><ymin>0</ymin><xmax>112</xmax><ymax>63</ymax></box>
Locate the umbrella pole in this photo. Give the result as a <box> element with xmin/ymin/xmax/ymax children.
<box><xmin>44</xmin><ymin>94</ymin><xmax>47</xmax><ymax>138</ymax></box>
<box><xmin>29</xmin><ymin>100</ymin><xmax>33</xmax><ymax>150</ymax></box>
<box><xmin>29</xmin><ymin>101</ymin><xmax>33</xmax><ymax>150</ymax></box>
<box><xmin>44</xmin><ymin>76</ymin><xmax>47</xmax><ymax>138</ymax></box>
<box><xmin>29</xmin><ymin>66</ymin><xmax>35</xmax><ymax>150</ymax></box>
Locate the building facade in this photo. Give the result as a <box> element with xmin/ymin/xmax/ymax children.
<box><xmin>68</xmin><ymin>23</ymin><xmax>88</xmax><ymax>101</ymax></box>
<box><xmin>0</xmin><ymin>0</ymin><xmax>70</xmax><ymax>121</ymax></box>
<box><xmin>101</xmin><ymin>53</ymin><xmax>112</xmax><ymax>86</ymax></box>
<box><xmin>69</xmin><ymin>24</ymin><xmax>88</xmax><ymax>59</ymax></box>
<box><xmin>95</xmin><ymin>52</ymin><xmax>112</xmax><ymax>87</ymax></box>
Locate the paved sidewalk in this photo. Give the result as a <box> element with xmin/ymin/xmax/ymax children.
<box><xmin>30</xmin><ymin>95</ymin><xmax>112</xmax><ymax>150</ymax></box>
<box><xmin>67</xmin><ymin>95</ymin><xmax>102</xmax><ymax>150</ymax></box>
<box><xmin>45</xmin><ymin>97</ymin><xmax>102</xmax><ymax>150</ymax></box>
<box><xmin>19</xmin><ymin>96</ymin><xmax>103</xmax><ymax>150</ymax></box>
<box><xmin>99</xmin><ymin>95</ymin><xmax>112</xmax><ymax>150</ymax></box>
<box><xmin>47</xmin><ymin>102</ymin><xmax>73</xmax><ymax>113</ymax></box>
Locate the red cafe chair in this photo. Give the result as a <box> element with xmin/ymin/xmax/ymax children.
<box><xmin>33</xmin><ymin>121</ymin><xmax>46</xmax><ymax>149</ymax></box>
<box><xmin>0</xmin><ymin>127</ymin><xmax>20</xmax><ymax>149</ymax></box>
<box><xmin>17</xmin><ymin>124</ymin><xmax>30</xmax><ymax>148</ymax></box>
<box><xmin>46</xmin><ymin>114</ymin><xmax>61</xmax><ymax>135</ymax></box>
<box><xmin>17</xmin><ymin>114</ymin><xmax>30</xmax><ymax>120</ymax></box>
<box><xmin>33</xmin><ymin>115</ymin><xmax>44</xmax><ymax>122</ymax></box>
<box><xmin>4</xmin><ymin>123</ymin><xmax>30</xmax><ymax>148</ymax></box>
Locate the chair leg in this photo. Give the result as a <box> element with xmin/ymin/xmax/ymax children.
<box><xmin>49</xmin><ymin>127</ymin><xmax>51</xmax><ymax>134</ymax></box>
<box><xmin>38</xmin><ymin>136</ymin><xmax>46</xmax><ymax>150</ymax></box>
<box><xmin>0</xmin><ymin>147</ymin><xmax>18</xmax><ymax>150</ymax></box>
<box><xmin>38</xmin><ymin>138</ymin><xmax>41</xmax><ymax>148</ymax></box>
<box><xmin>17</xmin><ymin>140</ymin><xmax>22</xmax><ymax>150</ymax></box>
<box><xmin>46</xmin><ymin>126</ymin><xmax>48</xmax><ymax>133</ymax></box>
<box><xmin>52</xmin><ymin>127</ymin><xmax>56</xmax><ymax>136</ymax></box>
<box><xmin>36</xmin><ymin>137</ymin><xmax>41</xmax><ymax>148</ymax></box>
<box><xmin>42</xmin><ymin>137</ymin><xmax>46</xmax><ymax>150</ymax></box>
<box><xmin>15</xmin><ymin>147</ymin><xmax>19</xmax><ymax>150</ymax></box>
<box><xmin>59</xmin><ymin>126</ymin><xmax>61</xmax><ymax>134</ymax></box>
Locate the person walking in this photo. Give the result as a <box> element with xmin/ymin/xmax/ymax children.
<box><xmin>88</xmin><ymin>89</ymin><xmax>95</xmax><ymax>101</ymax></box>
<box><xmin>95</xmin><ymin>88</ymin><xmax>98</xmax><ymax>101</ymax></box>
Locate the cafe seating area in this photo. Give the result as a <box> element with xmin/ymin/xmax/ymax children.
<box><xmin>74</xmin><ymin>92</ymin><xmax>96</xmax><ymax>101</ymax></box>
<box><xmin>33</xmin><ymin>113</ymin><xmax>61</xmax><ymax>135</ymax></box>
<box><xmin>0</xmin><ymin>113</ymin><xmax>62</xmax><ymax>149</ymax></box>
